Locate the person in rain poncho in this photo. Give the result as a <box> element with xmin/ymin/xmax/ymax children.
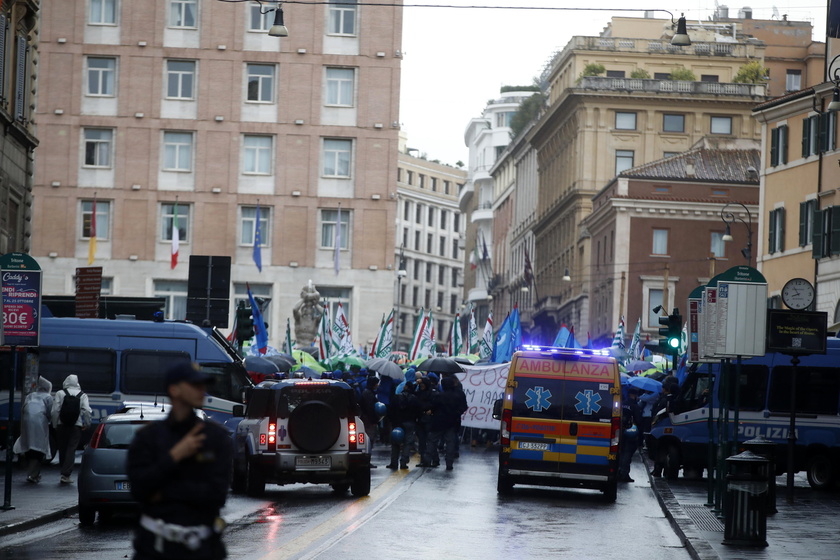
<box><xmin>14</xmin><ymin>376</ymin><xmax>54</xmax><ymax>483</ymax></box>
<box><xmin>52</xmin><ymin>374</ymin><xmax>92</xmax><ymax>484</ymax></box>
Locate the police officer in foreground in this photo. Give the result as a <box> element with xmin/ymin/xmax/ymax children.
<box><xmin>127</xmin><ymin>363</ymin><xmax>232</xmax><ymax>560</ymax></box>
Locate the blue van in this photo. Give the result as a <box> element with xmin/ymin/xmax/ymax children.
<box><xmin>648</xmin><ymin>339</ymin><xmax>840</xmax><ymax>489</ymax></box>
<box><xmin>1</xmin><ymin>317</ymin><xmax>252</xmax><ymax>434</ymax></box>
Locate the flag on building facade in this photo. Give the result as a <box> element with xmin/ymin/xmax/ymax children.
<box><xmin>468</xmin><ymin>306</ymin><xmax>479</xmax><ymax>354</ymax></box>
<box><xmin>552</xmin><ymin>323</ymin><xmax>570</xmax><ymax>348</ymax></box>
<box><xmin>253</xmin><ymin>201</ymin><xmax>262</xmax><ymax>272</ymax></box>
<box><xmin>247</xmin><ymin>283</ymin><xmax>268</xmax><ymax>355</ymax></box>
<box><xmin>315</xmin><ymin>303</ymin><xmax>332</xmax><ymax>361</ymax></box>
<box><xmin>170</xmin><ymin>199</ymin><xmax>179</xmax><ymax>269</ymax></box>
<box><xmin>87</xmin><ymin>195</ymin><xmax>97</xmax><ymax>265</ymax></box>
<box><xmin>479</xmin><ymin>311</ymin><xmax>493</xmax><ymax>360</ymax></box>
<box><xmin>283</xmin><ymin>317</ymin><xmax>293</xmax><ymax>354</ymax></box>
<box><xmin>448</xmin><ymin>313</ymin><xmax>462</xmax><ymax>356</ymax></box>
<box><xmin>629</xmin><ymin>318</ymin><xmax>642</xmax><ymax>359</ymax></box>
<box><xmin>334</xmin><ymin>205</ymin><xmax>341</xmax><ymax>276</ymax></box>
<box><xmin>371</xmin><ymin>309</ymin><xmax>394</xmax><ymax>359</ymax></box>
<box><xmin>523</xmin><ymin>246</ymin><xmax>534</xmax><ymax>286</ymax></box>
<box><xmin>470</xmin><ymin>244</ymin><xmax>481</xmax><ymax>270</ymax></box>
<box><xmin>611</xmin><ymin>317</ymin><xmax>626</xmax><ymax>349</ymax></box>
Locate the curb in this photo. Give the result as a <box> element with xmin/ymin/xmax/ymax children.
<box><xmin>0</xmin><ymin>506</ymin><xmax>78</xmax><ymax>538</ymax></box>
<box><xmin>642</xmin><ymin>452</ymin><xmax>721</xmax><ymax>560</ymax></box>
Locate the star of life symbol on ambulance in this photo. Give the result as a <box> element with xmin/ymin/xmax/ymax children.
<box><xmin>574</xmin><ymin>390</ymin><xmax>602</xmax><ymax>415</ymax></box>
<box><xmin>525</xmin><ymin>386</ymin><xmax>552</xmax><ymax>412</ymax></box>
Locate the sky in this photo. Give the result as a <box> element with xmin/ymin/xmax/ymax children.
<box><xmin>399</xmin><ymin>1</ymin><xmax>829</xmax><ymax>167</ymax></box>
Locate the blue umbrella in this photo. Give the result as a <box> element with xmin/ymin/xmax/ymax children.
<box><xmin>628</xmin><ymin>375</ymin><xmax>662</xmax><ymax>394</ymax></box>
<box><xmin>244</xmin><ymin>356</ymin><xmax>280</xmax><ymax>376</ymax></box>
<box><xmin>620</xmin><ymin>372</ymin><xmax>631</xmax><ymax>385</ymax></box>
<box><xmin>625</xmin><ymin>360</ymin><xmax>656</xmax><ymax>373</ymax></box>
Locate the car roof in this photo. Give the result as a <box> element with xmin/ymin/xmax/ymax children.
<box><xmin>254</xmin><ymin>378</ymin><xmax>353</xmax><ymax>391</ymax></box>
<box><xmin>101</xmin><ymin>402</ymin><xmax>207</xmax><ymax>423</ymax></box>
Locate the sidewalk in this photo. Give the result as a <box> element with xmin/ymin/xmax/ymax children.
<box><xmin>644</xmin><ymin>453</ymin><xmax>840</xmax><ymax>560</ymax></box>
<box><xmin>0</xmin><ymin>457</ymin><xmax>80</xmax><ymax>537</ymax></box>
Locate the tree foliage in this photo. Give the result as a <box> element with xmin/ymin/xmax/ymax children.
<box><xmin>630</xmin><ymin>68</ymin><xmax>650</xmax><ymax>79</ymax></box>
<box><xmin>580</xmin><ymin>63</ymin><xmax>606</xmax><ymax>78</ymax></box>
<box><xmin>509</xmin><ymin>92</ymin><xmax>546</xmax><ymax>139</ymax></box>
<box><xmin>669</xmin><ymin>67</ymin><xmax>697</xmax><ymax>81</ymax></box>
<box><xmin>732</xmin><ymin>60</ymin><xmax>769</xmax><ymax>84</ymax></box>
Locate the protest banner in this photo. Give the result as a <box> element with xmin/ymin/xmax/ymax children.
<box><xmin>454</xmin><ymin>363</ymin><xmax>509</xmax><ymax>430</ymax></box>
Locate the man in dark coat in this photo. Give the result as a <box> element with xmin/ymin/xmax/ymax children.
<box><xmin>359</xmin><ymin>375</ymin><xmax>380</xmax><ymax>459</ymax></box>
<box><xmin>127</xmin><ymin>363</ymin><xmax>232</xmax><ymax>560</ymax></box>
<box><xmin>425</xmin><ymin>376</ymin><xmax>468</xmax><ymax>470</ymax></box>
<box><xmin>386</xmin><ymin>381</ymin><xmax>421</xmax><ymax>469</ymax></box>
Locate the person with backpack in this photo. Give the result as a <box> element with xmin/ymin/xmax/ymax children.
<box><xmin>51</xmin><ymin>374</ymin><xmax>92</xmax><ymax>484</ymax></box>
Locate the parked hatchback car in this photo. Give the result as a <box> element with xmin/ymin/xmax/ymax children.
<box><xmin>78</xmin><ymin>402</ymin><xmax>206</xmax><ymax>525</ymax></box>
<box><xmin>232</xmin><ymin>379</ymin><xmax>371</xmax><ymax>497</ymax></box>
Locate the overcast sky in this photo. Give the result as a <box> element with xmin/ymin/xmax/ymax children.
<box><xmin>398</xmin><ymin>1</ymin><xmax>828</xmax><ymax>167</ymax></box>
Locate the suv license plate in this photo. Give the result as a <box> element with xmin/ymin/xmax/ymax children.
<box><xmin>519</xmin><ymin>442</ymin><xmax>550</xmax><ymax>451</ymax></box>
<box><xmin>115</xmin><ymin>481</ymin><xmax>131</xmax><ymax>490</ymax></box>
<box><xmin>296</xmin><ymin>456</ymin><xmax>331</xmax><ymax>468</ymax></box>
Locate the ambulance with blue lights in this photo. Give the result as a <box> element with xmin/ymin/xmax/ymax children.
<box><xmin>496</xmin><ymin>345</ymin><xmax>622</xmax><ymax>501</ymax></box>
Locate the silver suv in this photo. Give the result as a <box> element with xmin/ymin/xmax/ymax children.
<box><xmin>232</xmin><ymin>379</ymin><xmax>371</xmax><ymax>496</ymax></box>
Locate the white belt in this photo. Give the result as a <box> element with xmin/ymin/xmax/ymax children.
<box><xmin>140</xmin><ymin>514</ymin><xmax>215</xmax><ymax>552</ymax></box>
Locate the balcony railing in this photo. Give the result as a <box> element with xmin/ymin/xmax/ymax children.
<box><xmin>577</xmin><ymin>76</ymin><xmax>766</xmax><ymax>98</ymax></box>
<box><xmin>573</xmin><ymin>36</ymin><xmax>759</xmax><ymax>58</ymax></box>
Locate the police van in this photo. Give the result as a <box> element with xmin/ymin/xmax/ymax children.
<box><xmin>1</xmin><ymin>316</ymin><xmax>252</xmax><ymax>435</ymax></box>
<box><xmin>648</xmin><ymin>340</ymin><xmax>840</xmax><ymax>489</ymax></box>
<box><xmin>496</xmin><ymin>346</ymin><xmax>622</xmax><ymax>501</ymax></box>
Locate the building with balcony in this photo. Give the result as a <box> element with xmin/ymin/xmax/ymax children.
<box><xmin>394</xmin><ymin>138</ymin><xmax>466</xmax><ymax>352</ymax></box>
<box><xmin>32</xmin><ymin>0</ymin><xmax>403</xmax><ymax>348</ymax></box>
<box><xmin>0</xmin><ymin>0</ymin><xmax>40</xmax><ymax>255</ymax></box>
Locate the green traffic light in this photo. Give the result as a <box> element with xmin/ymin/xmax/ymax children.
<box><xmin>668</xmin><ymin>337</ymin><xmax>680</xmax><ymax>348</ymax></box>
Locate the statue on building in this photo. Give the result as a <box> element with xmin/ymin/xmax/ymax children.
<box><xmin>292</xmin><ymin>281</ymin><xmax>323</xmax><ymax>348</ymax></box>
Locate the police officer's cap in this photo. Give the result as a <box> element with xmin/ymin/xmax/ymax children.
<box><xmin>165</xmin><ymin>362</ymin><xmax>213</xmax><ymax>387</ymax></box>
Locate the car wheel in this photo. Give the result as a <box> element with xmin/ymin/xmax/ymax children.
<box><xmin>806</xmin><ymin>453</ymin><xmax>834</xmax><ymax>491</ymax></box>
<box><xmin>289</xmin><ymin>400</ymin><xmax>341</xmax><ymax>453</ymax></box>
<box><xmin>664</xmin><ymin>445</ymin><xmax>681</xmax><ymax>480</ymax></box>
<box><xmin>497</xmin><ymin>467</ymin><xmax>513</xmax><ymax>495</ymax></box>
<box><xmin>245</xmin><ymin>459</ymin><xmax>266</xmax><ymax>497</ymax></box>
<box><xmin>603</xmin><ymin>481</ymin><xmax>618</xmax><ymax>503</ymax></box>
<box><xmin>331</xmin><ymin>482</ymin><xmax>350</xmax><ymax>494</ymax></box>
<box><xmin>350</xmin><ymin>468</ymin><xmax>371</xmax><ymax>497</ymax></box>
<box><xmin>79</xmin><ymin>506</ymin><xmax>96</xmax><ymax>526</ymax></box>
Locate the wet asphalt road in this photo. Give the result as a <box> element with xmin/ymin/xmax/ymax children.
<box><xmin>1</xmin><ymin>445</ymin><xmax>689</xmax><ymax>560</ymax></box>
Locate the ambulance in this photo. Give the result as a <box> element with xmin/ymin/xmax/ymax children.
<box><xmin>496</xmin><ymin>346</ymin><xmax>622</xmax><ymax>501</ymax></box>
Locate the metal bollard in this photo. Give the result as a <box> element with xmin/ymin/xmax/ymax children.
<box><xmin>722</xmin><ymin>450</ymin><xmax>769</xmax><ymax>547</ymax></box>
<box><xmin>741</xmin><ymin>436</ymin><xmax>777</xmax><ymax>515</ymax></box>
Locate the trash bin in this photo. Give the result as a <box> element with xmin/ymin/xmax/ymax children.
<box><xmin>742</xmin><ymin>436</ymin><xmax>777</xmax><ymax>515</ymax></box>
<box><xmin>722</xmin><ymin>450</ymin><xmax>769</xmax><ymax>547</ymax></box>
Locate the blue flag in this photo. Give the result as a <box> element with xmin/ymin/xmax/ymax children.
<box><xmin>491</xmin><ymin>312</ymin><xmax>511</xmax><ymax>363</ymax></box>
<box><xmin>509</xmin><ymin>306</ymin><xmax>522</xmax><ymax>356</ymax></box>
<box><xmin>247</xmin><ymin>284</ymin><xmax>268</xmax><ymax>354</ymax></box>
<box><xmin>253</xmin><ymin>203</ymin><xmax>262</xmax><ymax>272</ymax></box>
<box><xmin>552</xmin><ymin>324</ymin><xmax>570</xmax><ymax>347</ymax></box>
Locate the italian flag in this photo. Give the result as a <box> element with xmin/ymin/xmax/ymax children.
<box><xmin>479</xmin><ymin>311</ymin><xmax>494</xmax><ymax>359</ymax></box>
<box><xmin>409</xmin><ymin>309</ymin><xmax>429</xmax><ymax>360</ymax></box>
<box><xmin>468</xmin><ymin>306</ymin><xmax>478</xmax><ymax>354</ymax></box>
<box><xmin>371</xmin><ymin>310</ymin><xmax>394</xmax><ymax>359</ymax></box>
<box><xmin>315</xmin><ymin>304</ymin><xmax>332</xmax><ymax>361</ymax></box>
<box><xmin>448</xmin><ymin>313</ymin><xmax>462</xmax><ymax>356</ymax></box>
<box><xmin>171</xmin><ymin>200</ymin><xmax>180</xmax><ymax>269</ymax></box>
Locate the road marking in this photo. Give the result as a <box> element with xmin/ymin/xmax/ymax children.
<box><xmin>258</xmin><ymin>468</ymin><xmax>420</xmax><ymax>560</ymax></box>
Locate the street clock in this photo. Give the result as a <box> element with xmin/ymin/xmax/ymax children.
<box><xmin>781</xmin><ymin>278</ymin><xmax>815</xmax><ymax>310</ymax></box>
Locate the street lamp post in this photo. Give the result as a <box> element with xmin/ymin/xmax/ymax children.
<box><xmin>720</xmin><ymin>202</ymin><xmax>753</xmax><ymax>268</ymax></box>
<box><xmin>395</xmin><ymin>244</ymin><xmax>406</xmax><ymax>352</ymax></box>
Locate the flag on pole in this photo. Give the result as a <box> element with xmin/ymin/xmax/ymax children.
<box><xmin>523</xmin><ymin>246</ymin><xmax>534</xmax><ymax>286</ymax></box>
<box><xmin>372</xmin><ymin>310</ymin><xmax>394</xmax><ymax>359</ymax></box>
<box><xmin>170</xmin><ymin>199</ymin><xmax>179</xmax><ymax>269</ymax></box>
<box><xmin>479</xmin><ymin>311</ymin><xmax>493</xmax><ymax>359</ymax></box>
<box><xmin>552</xmin><ymin>324</ymin><xmax>570</xmax><ymax>347</ymax></box>
<box><xmin>409</xmin><ymin>309</ymin><xmax>429</xmax><ymax>360</ymax></box>
<box><xmin>448</xmin><ymin>313</ymin><xmax>462</xmax><ymax>356</ymax></box>
<box><xmin>423</xmin><ymin>309</ymin><xmax>436</xmax><ymax>358</ymax></box>
<box><xmin>283</xmin><ymin>318</ymin><xmax>293</xmax><ymax>354</ymax></box>
<box><xmin>87</xmin><ymin>195</ymin><xmax>97</xmax><ymax>265</ymax></box>
<box><xmin>315</xmin><ymin>303</ymin><xmax>332</xmax><ymax>361</ymax></box>
<box><xmin>586</xmin><ymin>332</ymin><xmax>594</xmax><ymax>349</ymax></box>
<box><xmin>567</xmin><ymin>326</ymin><xmax>581</xmax><ymax>349</ymax></box>
<box><xmin>611</xmin><ymin>317</ymin><xmax>626</xmax><ymax>349</ymax></box>
<box><xmin>492</xmin><ymin>312</ymin><xmax>511</xmax><ymax>363</ymax></box>
<box><xmin>253</xmin><ymin>201</ymin><xmax>263</xmax><ymax>272</ymax></box>
<box><xmin>468</xmin><ymin>307</ymin><xmax>479</xmax><ymax>354</ymax></box>
<box><xmin>332</xmin><ymin>302</ymin><xmax>356</xmax><ymax>357</ymax></box>
<box><xmin>247</xmin><ymin>283</ymin><xmax>268</xmax><ymax>355</ymax></box>
<box><xmin>334</xmin><ymin>205</ymin><xmax>341</xmax><ymax>276</ymax></box>
<box><xmin>629</xmin><ymin>318</ymin><xmax>642</xmax><ymax>359</ymax></box>
<box><xmin>470</xmin><ymin>244</ymin><xmax>481</xmax><ymax>270</ymax></box>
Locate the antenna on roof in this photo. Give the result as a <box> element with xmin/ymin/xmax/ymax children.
<box><xmin>140</xmin><ymin>402</ymin><xmax>145</xmax><ymax>420</ymax></box>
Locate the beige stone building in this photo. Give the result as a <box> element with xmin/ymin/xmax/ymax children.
<box><xmin>32</xmin><ymin>0</ymin><xmax>403</xmax><ymax>347</ymax></box>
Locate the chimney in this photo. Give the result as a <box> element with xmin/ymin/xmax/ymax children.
<box><xmin>685</xmin><ymin>158</ymin><xmax>696</xmax><ymax>177</ymax></box>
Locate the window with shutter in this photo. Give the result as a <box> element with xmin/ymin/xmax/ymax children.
<box><xmin>778</xmin><ymin>207</ymin><xmax>786</xmax><ymax>251</ymax></box>
<box><xmin>770</xmin><ymin>128</ymin><xmax>779</xmax><ymax>167</ymax></box>
<box><xmin>780</xmin><ymin>125</ymin><xmax>788</xmax><ymax>164</ymax></box>
<box><xmin>0</xmin><ymin>15</ymin><xmax>7</xmax><ymax>104</ymax></box>
<box><xmin>820</xmin><ymin>113</ymin><xmax>830</xmax><ymax>153</ymax></box>
<box><xmin>812</xmin><ymin>209</ymin><xmax>825</xmax><ymax>258</ymax></box>
<box><xmin>14</xmin><ymin>34</ymin><xmax>26</xmax><ymax>121</ymax></box>
<box><xmin>802</xmin><ymin>118</ymin><xmax>811</xmax><ymax>158</ymax></box>
<box><xmin>799</xmin><ymin>201</ymin><xmax>807</xmax><ymax>247</ymax></box>
<box><xmin>831</xmin><ymin>207</ymin><xmax>840</xmax><ymax>256</ymax></box>
<box><xmin>768</xmin><ymin>209</ymin><xmax>777</xmax><ymax>253</ymax></box>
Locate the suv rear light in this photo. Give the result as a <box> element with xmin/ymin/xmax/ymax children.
<box><xmin>500</xmin><ymin>409</ymin><xmax>512</xmax><ymax>446</ymax></box>
<box><xmin>348</xmin><ymin>421</ymin><xmax>358</xmax><ymax>450</ymax></box>
<box><xmin>265</xmin><ymin>421</ymin><xmax>277</xmax><ymax>451</ymax></box>
<box><xmin>89</xmin><ymin>424</ymin><xmax>105</xmax><ymax>449</ymax></box>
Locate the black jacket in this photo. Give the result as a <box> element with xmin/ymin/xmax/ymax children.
<box><xmin>388</xmin><ymin>387</ymin><xmax>422</xmax><ymax>426</ymax></box>
<box><xmin>429</xmin><ymin>379</ymin><xmax>468</xmax><ymax>432</ymax></box>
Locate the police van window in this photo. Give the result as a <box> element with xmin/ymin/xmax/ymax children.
<box><xmin>122</xmin><ymin>350</ymin><xmax>191</xmax><ymax>394</ymax></box>
<box><xmin>768</xmin><ymin>366</ymin><xmax>840</xmax><ymax>415</ymax></box>
<box><xmin>201</xmin><ymin>362</ymin><xmax>248</xmax><ymax>403</ymax></box>
<box><xmin>246</xmin><ymin>389</ymin><xmax>275</xmax><ymax>418</ymax></box>
<box><xmin>673</xmin><ymin>367</ymin><xmax>712</xmax><ymax>412</ymax></box>
<box><xmin>38</xmin><ymin>347</ymin><xmax>117</xmax><ymax>394</ymax></box>
<box><xmin>732</xmin><ymin>364</ymin><xmax>768</xmax><ymax>412</ymax></box>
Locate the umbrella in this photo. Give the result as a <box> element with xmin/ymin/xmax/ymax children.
<box><xmin>291</xmin><ymin>361</ymin><xmax>327</xmax><ymax>374</ymax></box>
<box><xmin>453</xmin><ymin>356</ymin><xmax>475</xmax><ymax>366</ymax></box>
<box><xmin>366</xmin><ymin>359</ymin><xmax>403</xmax><ymax>380</ymax></box>
<box><xmin>294</xmin><ymin>365</ymin><xmax>319</xmax><ymax>378</ymax></box>
<box><xmin>620</xmin><ymin>372</ymin><xmax>631</xmax><ymax>385</ymax></box>
<box><xmin>625</xmin><ymin>360</ymin><xmax>656</xmax><ymax>372</ymax></box>
<box><xmin>244</xmin><ymin>356</ymin><xmax>280</xmax><ymax>375</ymax></box>
<box><xmin>292</xmin><ymin>350</ymin><xmax>322</xmax><ymax>368</ymax></box>
<box><xmin>627</xmin><ymin>375</ymin><xmax>662</xmax><ymax>393</ymax></box>
<box><xmin>416</xmin><ymin>357</ymin><xmax>465</xmax><ymax>374</ymax></box>
<box><xmin>336</xmin><ymin>355</ymin><xmax>367</xmax><ymax>371</ymax></box>
<box><xmin>265</xmin><ymin>354</ymin><xmax>295</xmax><ymax>372</ymax></box>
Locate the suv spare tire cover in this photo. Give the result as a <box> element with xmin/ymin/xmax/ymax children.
<box><xmin>289</xmin><ymin>400</ymin><xmax>342</xmax><ymax>452</ymax></box>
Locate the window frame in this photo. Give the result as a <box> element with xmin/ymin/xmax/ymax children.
<box><xmin>652</xmin><ymin>228</ymin><xmax>669</xmax><ymax>256</ymax></box>
<box><xmin>81</xmin><ymin>199</ymin><xmax>111</xmax><ymax>241</ymax></box>
<box><xmin>322</xmin><ymin>138</ymin><xmax>353</xmax><ymax>178</ymax></box>
<box><xmin>169</xmin><ymin>0</ymin><xmax>198</xmax><ymax>29</ymax></box>
<box><xmin>89</xmin><ymin>0</ymin><xmax>118</xmax><ymax>25</ymax></box>
<box><xmin>248</xmin><ymin>1</ymin><xmax>272</xmax><ymax>32</ymax></box>
<box><xmin>165</xmin><ymin>59</ymin><xmax>196</xmax><ymax>100</ymax></box>
<box><xmin>615</xmin><ymin>111</ymin><xmax>637</xmax><ymax>130</ymax></box>
<box><xmin>246</xmin><ymin>63</ymin><xmax>276</xmax><ymax>103</ymax></box>
<box><xmin>785</xmin><ymin>69</ymin><xmax>802</xmax><ymax>92</ymax></box>
<box><xmin>83</xmin><ymin>128</ymin><xmax>114</xmax><ymax>168</ymax></box>
<box><xmin>328</xmin><ymin>0</ymin><xmax>357</xmax><ymax>36</ymax></box>
<box><xmin>710</xmin><ymin>115</ymin><xmax>733</xmax><ymax>135</ymax></box>
<box><xmin>325</xmin><ymin>67</ymin><xmax>355</xmax><ymax>107</ymax></box>
<box><xmin>615</xmin><ymin>149</ymin><xmax>634</xmax><ymax>174</ymax></box>
<box><xmin>162</xmin><ymin>131</ymin><xmax>194</xmax><ymax>172</ymax></box>
<box><xmin>242</xmin><ymin>134</ymin><xmax>274</xmax><ymax>175</ymax></box>
<box><xmin>161</xmin><ymin>202</ymin><xmax>190</xmax><ymax>243</ymax></box>
<box><xmin>86</xmin><ymin>56</ymin><xmax>116</xmax><ymax>97</ymax></box>
<box><xmin>710</xmin><ymin>231</ymin><xmax>725</xmax><ymax>258</ymax></box>
<box><xmin>320</xmin><ymin>208</ymin><xmax>350</xmax><ymax>250</ymax></box>
<box><xmin>663</xmin><ymin>113</ymin><xmax>685</xmax><ymax>133</ymax></box>
<box><xmin>240</xmin><ymin>205</ymin><xmax>271</xmax><ymax>247</ymax></box>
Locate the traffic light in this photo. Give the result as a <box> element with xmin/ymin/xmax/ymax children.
<box><xmin>236</xmin><ymin>302</ymin><xmax>255</xmax><ymax>342</ymax></box>
<box><xmin>657</xmin><ymin>308</ymin><xmax>682</xmax><ymax>355</ymax></box>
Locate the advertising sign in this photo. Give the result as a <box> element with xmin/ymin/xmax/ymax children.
<box><xmin>75</xmin><ymin>266</ymin><xmax>102</xmax><ymax>318</ymax></box>
<box><xmin>0</xmin><ymin>253</ymin><xmax>42</xmax><ymax>347</ymax></box>
<box><xmin>766</xmin><ymin>309</ymin><xmax>827</xmax><ymax>355</ymax></box>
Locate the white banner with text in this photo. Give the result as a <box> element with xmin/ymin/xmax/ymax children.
<box><xmin>454</xmin><ymin>363</ymin><xmax>509</xmax><ymax>430</ymax></box>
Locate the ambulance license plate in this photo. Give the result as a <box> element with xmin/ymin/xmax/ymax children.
<box><xmin>519</xmin><ymin>442</ymin><xmax>550</xmax><ymax>451</ymax></box>
<box><xmin>115</xmin><ymin>481</ymin><xmax>131</xmax><ymax>491</ymax></box>
<box><xmin>296</xmin><ymin>456</ymin><xmax>331</xmax><ymax>468</ymax></box>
